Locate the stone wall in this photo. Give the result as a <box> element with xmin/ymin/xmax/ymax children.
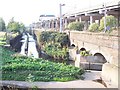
<box><xmin>69</xmin><ymin>31</ymin><xmax>119</xmax><ymax>86</ymax></box>
<box><xmin>69</xmin><ymin>31</ymin><xmax>119</xmax><ymax>67</ymax></box>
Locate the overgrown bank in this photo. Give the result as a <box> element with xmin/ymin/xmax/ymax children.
<box><xmin>1</xmin><ymin>46</ymin><xmax>84</xmax><ymax>82</ymax></box>
<box><xmin>35</xmin><ymin>31</ymin><xmax>70</xmax><ymax>63</ymax></box>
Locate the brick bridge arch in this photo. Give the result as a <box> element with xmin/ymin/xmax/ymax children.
<box><xmin>69</xmin><ymin>31</ymin><xmax>118</xmax><ymax>85</ymax></box>
<box><xmin>70</xmin><ymin>31</ymin><xmax>118</xmax><ymax>66</ymax></box>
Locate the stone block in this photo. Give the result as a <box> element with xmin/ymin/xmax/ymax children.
<box><xmin>75</xmin><ymin>61</ymin><xmax>80</xmax><ymax>68</ymax></box>
<box><xmin>69</xmin><ymin>48</ymin><xmax>76</xmax><ymax>60</ymax></box>
<box><xmin>80</xmin><ymin>62</ymin><xmax>103</xmax><ymax>70</ymax></box>
<box><xmin>76</xmin><ymin>54</ymin><xmax>80</xmax><ymax>61</ymax></box>
<box><xmin>75</xmin><ymin>55</ymin><xmax>103</xmax><ymax>70</ymax></box>
<box><xmin>90</xmin><ymin>63</ymin><xmax>102</xmax><ymax>70</ymax></box>
<box><xmin>80</xmin><ymin>62</ymin><xmax>90</xmax><ymax>70</ymax></box>
<box><xmin>102</xmin><ymin>63</ymin><xmax>118</xmax><ymax>86</ymax></box>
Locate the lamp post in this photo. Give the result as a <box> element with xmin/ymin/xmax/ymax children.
<box><xmin>99</xmin><ymin>3</ymin><xmax>107</xmax><ymax>32</ymax></box>
<box><xmin>103</xmin><ymin>3</ymin><xmax>107</xmax><ymax>32</ymax></box>
<box><xmin>59</xmin><ymin>3</ymin><xmax>65</xmax><ymax>32</ymax></box>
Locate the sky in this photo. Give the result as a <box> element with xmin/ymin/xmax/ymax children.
<box><xmin>0</xmin><ymin>0</ymin><xmax>117</xmax><ymax>26</ymax></box>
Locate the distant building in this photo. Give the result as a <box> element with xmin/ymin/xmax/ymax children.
<box><xmin>39</xmin><ymin>14</ymin><xmax>55</xmax><ymax>21</ymax></box>
<box><xmin>39</xmin><ymin>14</ymin><xmax>56</xmax><ymax>28</ymax></box>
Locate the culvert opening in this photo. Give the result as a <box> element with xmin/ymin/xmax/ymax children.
<box><xmin>79</xmin><ymin>52</ymin><xmax>107</xmax><ymax>71</ymax></box>
<box><xmin>80</xmin><ymin>48</ymin><xmax>86</xmax><ymax>52</ymax></box>
<box><xmin>78</xmin><ymin>48</ymin><xmax>86</xmax><ymax>54</ymax></box>
<box><xmin>94</xmin><ymin>53</ymin><xmax>107</xmax><ymax>63</ymax></box>
<box><xmin>71</xmin><ymin>44</ymin><xmax>75</xmax><ymax>47</ymax></box>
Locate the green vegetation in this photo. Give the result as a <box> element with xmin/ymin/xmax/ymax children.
<box><xmin>0</xmin><ymin>32</ymin><xmax>6</xmax><ymax>46</ymax></box>
<box><xmin>99</xmin><ymin>15</ymin><xmax>117</xmax><ymax>32</ymax></box>
<box><xmin>7</xmin><ymin>17</ymin><xmax>25</xmax><ymax>34</ymax></box>
<box><xmin>87</xmin><ymin>15</ymin><xmax>117</xmax><ymax>33</ymax></box>
<box><xmin>80</xmin><ymin>50</ymin><xmax>92</xmax><ymax>56</ymax></box>
<box><xmin>0</xmin><ymin>17</ymin><xmax>6</xmax><ymax>31</ymax></box>
<box><xmin>0</xmin><ymin>37</ymin><xmax>6</xmax><ymax>46</ymax></box>
<box><xmin>39</xmin><ymin>31</ymin><xmax>70</xmax><ymax>47</ymax></box>
<box><xmin>39</xmin><ymin>31</ymin><xmax>70</xmax><ymax>62</ymax></box>
<box><xmin>43</xmin><ymin>43</ymin><xmax>69</xmax><ymax>62</ymax></box>
<box><xmin>67</xmin><ymin>22</ymin><xmax>84</xmax><ymax>31</ymax></box>
<box><xmin>88</xmin><ymin>23</ymin><xmax>99</xmax><ymax>32</ymax></box>
<box><xmin>0</xmin><ymin>32</ymin><xmax>18</xmax><ymax>45</ymax></box>
<box><xmin>1</xmin><ymin>46</ymin><xmax>84</xmax><ymax>82</ymax></box>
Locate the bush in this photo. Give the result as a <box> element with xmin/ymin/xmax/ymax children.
<box><xmin>39</xmin><ymin>31</ymin><xmax>70</xmax><ymax>62</ymax></box>
<box><xmin>68</xmin><ymin>22</ymin><xmax>84</xmax><ymax>31</ymax></box>
<box><xmin>99</xmin><ymin>15</ymin><xmax>117</xmax><ymax>31</ymax></box>
<box><xmin>80</xmin><ymin>50</ymin><xmax>92</xmax><ymax>56</ymax></box>
<box><xmin>88</xmin><ymin>23</ymin><xmax>99</xmax><ymax>32</ymax></box>
<box><xmin>43</xmin><ymin>43</ymin><xmax>69</xmax><ymax>61</ymax></box>
<box><xmin>39</xmin><ymin>31</ymin><xmax>70</xmax><ymax>47</ymax></box>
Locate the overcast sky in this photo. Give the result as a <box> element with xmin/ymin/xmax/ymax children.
<box><xmin>0</xmin><ymin>0</ymin><xmax>117</xmax><ymax>26</ymax></box>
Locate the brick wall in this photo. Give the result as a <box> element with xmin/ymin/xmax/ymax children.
<box><xmin>69</xmin><ymin>31</ymin><xmax>119</xmax><ymax>66</ymax></box>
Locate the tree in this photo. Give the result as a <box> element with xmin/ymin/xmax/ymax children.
<box><xmin>99</xmin><ymin>15</ymin><xmax>117</xmax><ymax>31</ymax></box>
<box><xmin>19</xmin><ymin>23</ymin><xmax>25</xmax><ymax>33</ymax></box>
<box><xmin>68</xmin><ymin>22</ymin><xmax>84</xmax><ymax>31</ymax></box>
<box><xmin>0</xmin><ymin>17</ymin><xmax>6</xmax><ymax>31</ymax></box>
<box><xmin>7</xmin><ymin>18</ymin><xmax>20</xmax><ymax>33</ymax></box>
<box><xmin>88</xmin><ymin>23</ymin><xmax>99</xmax><ymax>32</ymax></box>
<box><xmin>7</xmin><ymin>17</ymin><xmax>25</xmax><ymax>33</ymax></box>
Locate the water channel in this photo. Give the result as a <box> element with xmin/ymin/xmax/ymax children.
<box><xmin>20</xmin><ymin>33</ymin><xmax>39</xmax><ymax>58</ymax></box>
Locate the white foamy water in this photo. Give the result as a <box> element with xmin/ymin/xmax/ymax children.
<box><xmin>20</xmin><ymin>34</ymin><xmax>27</xmax><ymax>55</ymax></box>
<box><xmin>20</xmin><ymin>33</ymin><xmax>39</xmax><ymax>58</ymax></box>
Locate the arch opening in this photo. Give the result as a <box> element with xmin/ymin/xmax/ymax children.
<box><xmin>76</xmin><ymin>47</ymin><xmax>86</xmax><ymax>54</ymax></box>
<box><xmin>94</xmin><ymin>53</ymin><xmax>107</xmax><ymax>63</ymax></box>
<box><xmin>80</xmin><ymin>48</ymin><xmax>86</xmax><ymax>52</ymax></box>
<box><xmin>71</xmin><ymin>44</ymin><xmax>75</xmax><ymax>47</ymax></box>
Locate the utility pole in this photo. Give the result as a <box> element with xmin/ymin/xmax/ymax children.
<box><xmin>59</xmin><ymin>4</ymin><xmax>65</xmax><ymax>32</ymax></box>
<box><xmin>103</xmin><ymin>3</ymin><xmax>107</xmax><ymax>32</ymax></box>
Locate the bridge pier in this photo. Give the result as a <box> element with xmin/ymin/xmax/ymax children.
<box><xmin>102</xmin><ymin>63</ymin><xmax>118</xmax><ymax>86</ymax></box>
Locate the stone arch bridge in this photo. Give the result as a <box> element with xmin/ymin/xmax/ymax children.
<box><xmin>68</xmin><ymin>31</ymin><xmax>119</xmax><ymax>86</ymax></box>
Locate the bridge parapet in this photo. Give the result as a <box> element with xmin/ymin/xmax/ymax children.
<box><xmin>70</xmin><ymin>31</ymin><xmax>119</xmax><ymax>50</ymax></box>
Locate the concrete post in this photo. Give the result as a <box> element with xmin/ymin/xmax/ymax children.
<box><xmin>48</xmin><ymin>20</ymin><xmax>50</xmax><ymax>28</ymax></box>
<box><xmin>52</xmin><ymin>20</ymin><xmax>54</xmax><ymax>29</ymax></box>
<box><xmin>76</xmin><ymin>18</ymin><xmax>79</xmax><ymax>22</ymax></box>
<box><xmin>90</xmin><ymin>15</ymin><xmax>93</xmax><ymax>25</ymax></box>
<box><xmin>55</xmin><ymin>20</ymin><xmax>58</xmax><ymax>29</ymax></box>
<box><xmin>49</xmin><ymin>21</ymin><xmax>51</xmax><ymax>28</ymax></box>
<box><xmin>84</xmin><ymin>21</ymin><xmax>89</xmax><ymax>30</ymax></box>
<box><xmin>62</xmin><ymin>19</ymin><xmax>65</xmax><ymax>31</ymax></box>
<box><xmin>79</xmin><ymin>17</ymin><xmax>82</xmax><ymax>22</ymax></box>
<box><xmin>103</xmin><ymin>3</ymin><xmax>107</xmax><ymax>32</ymax></box>
<box><xmin>59</xmin><ymin>4</ymin><xmax>65</xmax><ymax>32</ymax></box>
<box><xmin>65</xmin><ymin>18</ymin><xmax>68</xmax><ymax>29</ymax></box>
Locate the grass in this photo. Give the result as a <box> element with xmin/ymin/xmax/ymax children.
<box><xmin>1</xmin><ymin>46</ymin><xmax>84</xmax><ymax>82</ymax></box>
